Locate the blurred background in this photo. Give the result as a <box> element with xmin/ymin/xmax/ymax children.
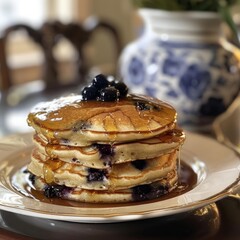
<box><xmin>0</xmin><ymin>0</ymin><xmax>240</xmax><ymax>136</ymax></box>
<box><xmin>0</xmin><ymin>0</ymin><xmax>136</xmax><ymax>87</ymax></box>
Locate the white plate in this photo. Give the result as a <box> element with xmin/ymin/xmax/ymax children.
<box><xmin>0</xmin><ymin>132</ymin><xmax>239</xmax><ymax>223</ymax></box>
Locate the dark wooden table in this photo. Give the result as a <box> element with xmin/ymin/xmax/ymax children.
<box><xmin>0</xmin><ymin>87</ymin><xmax>239</xmax><ymax>240</ymax></box>
<box><xmin>0</xmin><ymin>198</ymin><xmax>239</xmax><ymax>240</ymax></box>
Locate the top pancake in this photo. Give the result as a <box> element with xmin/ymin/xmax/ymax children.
<box><xmin>27</xmin><ymin>94</ymin><xmax>177</xmax><ymax>146</ymax></box>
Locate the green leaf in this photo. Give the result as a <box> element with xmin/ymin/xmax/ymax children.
<box><xmin>133</xmin><ymin>0</ymin><xmax>184</xmax><ymax>11</ymax></box>
<box><xmin>219</xmin><ymin>4</ymin><xmax>240</xmax><ymax>46</ymax></box>
<box><xmin>133</xmin><ymin>0</ymin><xmax>238</xmax><ymax>11</ymax></box>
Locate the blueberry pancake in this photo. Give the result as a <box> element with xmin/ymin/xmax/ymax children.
<box><xmin>30</xmin><ymin>170</ymin><xmax>177</xmax><ymax>203</ymax></box>
<box><xmin>30</xmin><ymin>171</ymin><xmax>178</xmax><ymax>203</ymax></box>
<box><xmin>27</xmin><ymin>94</ymin><xmax>177</xmax><ymax>146</ymax></box>
<box><xmin>33</xmin><ymin>129</ymin><xmax>185</xmax><ymax>168</ymax></box>
<box><xmin>27</xmin><ymin>74</ymin><xmax>185</xmax><ymax>203</ymax></box>
<box><xmin>28</xmin><ymin>149</ymin><xmax>177</xmax><ymax>190</ymax></box>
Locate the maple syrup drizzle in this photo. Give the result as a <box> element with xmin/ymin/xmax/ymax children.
<box><xmin>43</xmin><ymin>159</ymin><xmax>65</xmax><ymax>183</ymax></box>
<box><xmin>28</xmin><ymin>94</ymin><xmax>176</xmax><ymax>134</ymax></box>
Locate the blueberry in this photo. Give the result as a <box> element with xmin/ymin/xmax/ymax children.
<box><xmin>132</xmin><ymin>184</ymin><xmax>153</xmax><ymax>201</ymax></box>
<box><xmin>155</xmin><ymin>184</ymin><xmax>169</xmax><ymax>196</ymax></box>
<box><xmin>87</xmin><ymin>168</ymin><xmax>107</xmax><ymax>182</ymax></box>
<box><xmin>135</xmin><ymin>101</ymin><xmax>151</xmax><ymax>111</ymax></box>
<box><xmin>72</xmin><ymin>121</ymin><xmax>91</xmax><ymax>132</ymax></box>
<box><xmin>82</xmin><ymin>86</ymin><xmax>98</xmax><ymax>101</ymax></box>
<box><xmin>93</xmin><ymin>144</ymin><xmax>114</xmax><ymax>167</ymax></box>
<box><xmin>44</xmin><ymin>185</ymin><xmax>60</xmax><ymax>198</ymax></box>
<box><xmin>92</xmin><ymin>74</ymin><xmax>109</xmax><ymax>90</ymax></box>
<box><xmin>44</xmin><ymin>185</ymin><xmax>72</xmax><ymax>198</ymax></box>
<box><xmin>72</xmin><ymin>158</ymin><xmax>80</xmax><ymax>163</ymax></box>
<box><xmin>93</xmin><ymin>144</ymin><xmax>114</xmax><ymax>158</ymax></box>
<box><xmin>131</xmin><ymin>160</ymin><xmax>147</xmax><ymax>170</ymax></box>
<box><xmin>132</xmin><ymin>183</ymin><xmax>170</xmax><ymax>201</ymax></box>
<box><xmin>61</xmin><ymin>138</ymin><xmax>70</xmax><ymax>144</ymax></box>
<box><xmin>99</xmin><ymin>87</ymin><xmax>119</xmax><ymax>102</ymax></box>
<box><xmin>111</xmin><ymin>81</ymin><xmax>128</xmax><ymax>97</ymax></box>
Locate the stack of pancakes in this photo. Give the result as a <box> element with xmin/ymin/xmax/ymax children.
<box><xmin>27</xmin><ymin>94</ymin><xmax>185</xmax><ymax>203</ymax></box>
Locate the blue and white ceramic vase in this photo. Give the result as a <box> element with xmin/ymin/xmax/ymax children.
<box><xmin>119</xmin><ymin>9</ymin><xmax>240</xmax><ymax>131</ymax></box>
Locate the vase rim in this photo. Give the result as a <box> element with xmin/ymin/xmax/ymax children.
<box><xmin>138</xmin><ymin>8</ymin><xmax>220</xmax><ymax>20</ymax></box>
<box><xmin>138</xmin><ymin>8</ymin><xmax>222</xmax><ymax>39</ymax></box>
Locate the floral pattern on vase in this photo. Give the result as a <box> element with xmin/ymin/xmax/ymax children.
<box><xmin>179</xmin><ymin>64</ymin><xmax>211</xmax><ymax>100</ymax></box>
<box><xmin>128</xmin><ymin>57</ymin><xmax>145</xmax><ymax>84</ymax></box>
<box><xmin>120</xmin><ymin>13</ymin><xmax>240</xmax><ymax>130</ymax></box>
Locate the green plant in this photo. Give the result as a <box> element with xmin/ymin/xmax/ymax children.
<box><xmin>133</xmin><ymin>0</ymin><xmax>237</xmax><ymax>11</ymax></box>
<box><xmin>133</xmin><ymin>0</ymin><xmax>240</xmax><ymax>45</ymax></box>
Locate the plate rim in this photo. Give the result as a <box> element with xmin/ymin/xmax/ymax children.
<box><xmin>0</xmin><ymin>131</ymin><xmax>239</xmax><ymax>223</ymax></box>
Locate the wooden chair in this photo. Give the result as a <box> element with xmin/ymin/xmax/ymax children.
<box><xmin>0</xmin><ymin>19</ymin><xmax>122</xmax><ymax>91</ymax></box>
